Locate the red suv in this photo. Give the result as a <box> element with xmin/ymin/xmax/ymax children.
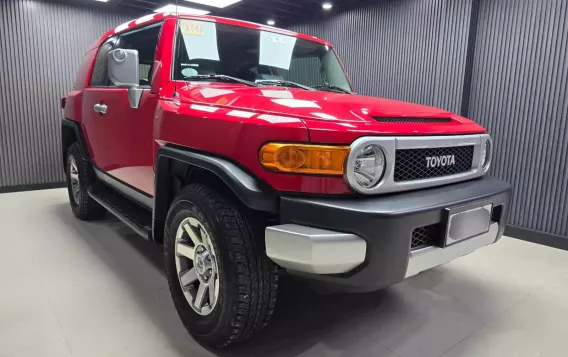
<box><xmin>61</xmin><ymin>13</ymin><xmax>511</xmax><ymax>347</ymax></box>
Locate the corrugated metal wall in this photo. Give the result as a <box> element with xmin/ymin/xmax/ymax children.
<box><xmin>469</xmin><ymin>0</ymin><xmax>568</xmax><ymax>236</ymax></box>
<box><xmin>290</xmin><ymin>0</ymin><xmax>473</xmax><ymax>114</ymax></box>
<box><xmin>0</xmin><ymin>0</ymin><xmax>134</xmax><ymax>188</ymax></box>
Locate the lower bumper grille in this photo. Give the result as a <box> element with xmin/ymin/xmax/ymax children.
<box><xmin>394</xmin><ymin>146</ymin><xmax>475</xmax><ymax>182</ymax></box>
<box><xmin>411</xmin><ymin>224</ymin><xmax>442</xmax><ymax>250</ymax></box>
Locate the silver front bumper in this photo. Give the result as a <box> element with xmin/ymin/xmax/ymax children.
<box><xmin>265</xmin><ymin>224</ymin><xmax>367</xmax><ymax>274</ymax></box>
<box><xmin>265</xmin><ymin>222</ymin><xmax>499</xmax><ymax>277</ymax></box>
<box><xmin>405</xmin><ymin>222</ymin><xmax>499</xmax><ymax>278</ymax></box>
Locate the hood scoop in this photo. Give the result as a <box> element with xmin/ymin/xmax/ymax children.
<box><xmin>372</xmin><ymin>117</ymin><xmax>452</xmax><ymax>123</ymax></box>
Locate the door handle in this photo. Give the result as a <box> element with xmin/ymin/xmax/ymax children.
<box><xmin>94</xmin><ymin>104</ymin><xmax>108</xmax><ymax>115</ymax></box>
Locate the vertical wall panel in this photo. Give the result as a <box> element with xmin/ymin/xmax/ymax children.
<box><xmin>290</xmin><ymin>0</ymin><xmax>473</xmax><ymax>114</ymax></box>
<box><xmin>470</xmin><ymin>0</ymin><xmax>568</xmax><ymax>237</ymax></box>
<box><xmin>0</xmin><ymin>0</ymin><xmax>135</xmax><ymax>188</ymax></box>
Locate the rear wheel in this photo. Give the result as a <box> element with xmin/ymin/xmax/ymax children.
<box><xmin>65</xmin><ymin>143</ymin><xmax>106</xmax><ymax>220</ymax></box>
<box><xmin>164</xmin><ymin>184</ymin><xmax>278</xmax><ymax>348</ymax></box>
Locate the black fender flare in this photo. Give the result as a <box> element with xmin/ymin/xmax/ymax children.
<box><xmin>153</xmin><ymin>146</ymin><xmax>278</xmax><ymax>241</ymax></box>
<box><xmin>61</xmin><ymin>118</ymin><xmax>90</xmax><ymax>169</ymax></box>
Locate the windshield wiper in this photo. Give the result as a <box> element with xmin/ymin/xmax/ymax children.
<box><xmin>311</xmin><ymin>84</ymin><xmax>352</xmax><ymax>94</ymax></box>
<box><xmin>183</xmin><ymin>74</ymin><xmax>258</xmax><ymax>87</ymax></box>
<box><xmin>256</xmin><ymin>80</ymin><xmax>315</xmax><ymax>91</ymax></box>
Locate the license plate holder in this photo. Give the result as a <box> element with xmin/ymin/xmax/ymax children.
<box><xmin>444</xmin><ymin>203</ymin><xmax>492</xmax><ymax>247</ymax></box>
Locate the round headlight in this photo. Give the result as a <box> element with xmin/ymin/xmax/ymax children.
<box><xmin>481</xmin><ymin>139</ymin><xmax>492</xmax><ymax>170</ymax></box>
<box><xmin>352</xmin><ymin>144</ymin><xmax>386</xmax><ymax>188</ymax></box>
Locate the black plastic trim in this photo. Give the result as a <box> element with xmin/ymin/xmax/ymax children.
<box><xmin>153</xmin><ymin>146</ymin><xmax>278</xmax><ymax>244</ymax></box>
<box><xmin>279</xmin><ymin>176</ymin><xmax>512</xmax><ymax>292</ymax></box>
<box><xmin>61</xmin><ymin>118</ymin><xmax>90</xmax><ymax>163</ymax></box>
<box><xmin>155</xmin><ymin>146</ymin><xmax>278</xmax><ymax>213</ymax></box>
<box><xmin>88</xmin><ymin>184</ymin><xmax>152</xmax><ymax>240</ymax></box>
<box><xmin>373</xmin><ymin>117</ymin><xmax>452</xmax><ymax>123</ymax></box>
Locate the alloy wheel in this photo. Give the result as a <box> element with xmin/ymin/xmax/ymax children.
<box><xmin>69</xmin><ymin>157</ymin><xmax>81</xmax><ymax>205</ymax></box>
<box><xmin>175</xmin><ymin>217</ymin><xmax>220</xmax><ymax>316</ymax></box>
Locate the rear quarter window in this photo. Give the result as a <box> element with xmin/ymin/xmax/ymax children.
<box><xmin>90</xmin><ymin>39</ymin><xmax>117</xmax><ymax>87</ymax></box>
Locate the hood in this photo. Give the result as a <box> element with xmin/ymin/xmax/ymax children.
<box><xmin>176</xmin><ymin>84</ymin><xmax>486</xmax><ymax>144</ymax></box>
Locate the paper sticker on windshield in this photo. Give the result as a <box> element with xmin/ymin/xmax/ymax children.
<box><xmin>181</xmin><ymin>21</ymin><xmax>205</xmax><ymax>36</ymax></box>
<box><xmin>259</xmin><ymin>32</ymin><xmax>297</xmax><ymax>70</ymax></box>
<box><xmin>180</xmin><ymin>20</ymin><xmax>220</xmax><ymax>61</ymax></box>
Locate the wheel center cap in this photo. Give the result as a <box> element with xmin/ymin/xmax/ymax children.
<box><xmin>196</xmin><ymin>257</ymin><xmax>206</xmax><ymax>274</ymax></box>
<box><xmin>194</xmin><ymin>248</ymin><xmax>212</xmax><ymax>281</ymax></box>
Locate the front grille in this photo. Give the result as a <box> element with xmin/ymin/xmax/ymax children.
<box><xmin>394</xmin><ymin>146</ymin><xmax>474</xmax><ymax>182</ymax></box>
<box><xmin>373</xmin><ymin>117</ymin><xmax>451</xmax><ymax>123</ymax></box>
<box><xmin>411</xmin><ymin>224</ymin><xmax>442</xmax><ymax>249</ymax></box>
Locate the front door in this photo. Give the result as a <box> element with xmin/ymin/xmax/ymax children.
<box><xmin>82</xmin><ymin>36</ymin><xmax>118</xmax><ymax>176</ymax></box>
<box><xmin>83</xmin><ymin>23</ymin><xmax>163</xmax><ymax>197</ymax></box>
<box><xmin>97</xmin><ymin>88</ymin><xmax>157</xmax><ymax>196</ymax></box>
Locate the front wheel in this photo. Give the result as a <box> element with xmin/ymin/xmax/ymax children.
<box><xmin>164</xmin><ymin>184</ymin><xmax>278</xmax><ymax>348</ymax></box>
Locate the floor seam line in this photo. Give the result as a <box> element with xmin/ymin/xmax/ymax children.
<box><xmin>46</xmin><ymin>290</ymin><xmax>67</xmax><ymax>339</ymax></box>
<box><xmin>62</xmin><ymin>337</ymin><xmax>74</xmax><ymax>357</ymax></box>
<box><xmin>377</xmin><ymin>341</ymin><xmax>403</xmax><ymax>357</ymax></box>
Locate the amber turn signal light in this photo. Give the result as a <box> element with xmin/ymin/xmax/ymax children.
<box><xmin>259</xmin><ymin>143</ymin><xmax>350</xmax><ymax>175</ymax></box>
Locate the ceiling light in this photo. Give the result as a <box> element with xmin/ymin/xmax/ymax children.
<box><xmin>322</xmin><ymin>2</ymin><xmax>333</xmax><ymax>10</ymax></box>
<box><xmin>183</xmin><ymin>0</ymin><xmax>241</xmax><ymax>8</ymax></box>
<box><xmin>154</xmin><ymin>4</ymin><xmax>210</xmax><ymax>15</ymax></box>
<box><xmin>267</xmin><ymin>19</ymin><xmax>275</xmax><ymax>26</ymax></box>
<box><xmin>94</xmin><ymin>0</ymin><xmax>109</xmax><ymax>2</ymax></box>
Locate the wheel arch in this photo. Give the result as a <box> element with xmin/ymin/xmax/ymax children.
<box><xmin>61</xmin><ymin>118</ymin><xmax>90</xmax><ymax>173</ymax></box>
<box><xmin>153</xmin><ymin>145</ymin><xmax>278</xmax><ymax>243</ymax></box>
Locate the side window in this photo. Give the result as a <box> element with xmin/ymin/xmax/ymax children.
<box><xmin>90</xmin><ymin>37</ymin><xmax>117</xmax><ymax>87</ymax></box>
<box><xmin>116</xmin><ymin>23</ymin><xmax>162</xmax><ymax>87</ymax></box>
<box><xmin>140</xmin><ymin>63</ymin><xmax>152</xmax><ymax>82</ymax></box>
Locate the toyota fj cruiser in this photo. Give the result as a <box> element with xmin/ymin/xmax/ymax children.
<box><xmin>61</xmin><ymin>13</ymin><xmax>511</xmax><ymax>348</ymax></box>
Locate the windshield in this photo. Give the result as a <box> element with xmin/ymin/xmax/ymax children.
<box><xmin>173</xmin><ymin>19</ymin><xmax>352</xmax><ymax>93</ymax></box>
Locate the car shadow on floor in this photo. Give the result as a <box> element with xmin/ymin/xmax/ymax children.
<box><xmin>54</xmin><ymin>204</ymin><xmax>490</xmax><ymax>357</ymax></box>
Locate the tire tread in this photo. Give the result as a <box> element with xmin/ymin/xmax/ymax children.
<box><xmin>166</xmin><ymin>183</ymin><xmax>278</xmax><ymax>347</ymax></box>
<box><xmin>66</xmin><ymin>143</ymin><xmax>106</xmax><ymax>220</ymax></box>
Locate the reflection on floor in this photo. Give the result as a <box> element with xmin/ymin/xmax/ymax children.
<box><xmin>1</xmin><ymin>188</ymin><xmax>567</xmax><ymax>357</ymax></box>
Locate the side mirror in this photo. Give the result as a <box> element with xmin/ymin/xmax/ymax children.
<box><xmin>108</xmin><ymin>49</ymin><xmax>144</xmax><ymax>109</ymax></box>
<box><xmin>108</xmin><ymin>49</ymin><xmax>140</xmax><ymax>87</ymax></box>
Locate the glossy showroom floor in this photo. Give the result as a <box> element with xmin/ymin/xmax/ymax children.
<box><xmin>2</xmin><ymin>189</ymin><xmax>568</xmax><ymax>357</ymax></box>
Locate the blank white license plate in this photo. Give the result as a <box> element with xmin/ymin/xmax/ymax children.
<box><xmin>445</xmin><ymin>204</ymin><xmax>492</xmax><ymax>247</ymax></box>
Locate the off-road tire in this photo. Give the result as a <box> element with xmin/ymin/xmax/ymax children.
<box><xmin>65</xmin><ymin>143</ymin><xmax>106</xmax><ymax>220</ymax></box>
<box><xmin>164</xmin><ymin>183</ymin><xmax>278</xmax><ymax>348</ymax></box>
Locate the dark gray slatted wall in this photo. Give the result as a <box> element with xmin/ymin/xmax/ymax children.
<box><xmin>470</xmin><ymin>0</ymin><xmax>568</xmax><ymax>236</ymax></box>
<box><xmin>0</xmin><ymin>0</ymin><xmax>134</xmax><ymax>188</ymax></box>
<box><xmin>290</xmin><ymin>0</ymin><xmax>473</xmax><ymax>114</ymax></box>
